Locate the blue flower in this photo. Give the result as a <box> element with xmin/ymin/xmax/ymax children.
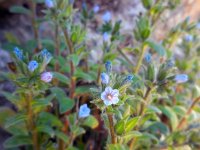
<box><xmin>101</xmin><ymin>72</ymin><xmax>109</xmax><ymax>84</ymax></box>
<box><xmin>13</xmin><ymin>47</ymin><xmax>23</xmax><ymax>60</ymax></box>
<box><xmin>79</xmin><ymin>104</ymin><xmax>90</xmax><ymax>118</ymax></box>
<box><xmin>175</xmin><ymin>74</ymin><xmax>188</xmax><ymax>83</ymax></box>
<box><xmin>105</xmin><ymin>61</ymin><xmax>112</xmax><ymax>73</ymax></box>
<box><xmin>82</xmin><ymin>2</ymin><xmax>87</xmax><ymax>10</ymax></box>
<box><xmin>196</xmin><ymin>23</ymin><xmax>200</xmax><ymax>29</ymax></box>
<box><xmin>144</xmin><ymin>53</ymin><xmax>151</xmax><ymax>63</ymax></box>
<box><xmin>40</xmin><ymin>49</ymin><xmax>52</xmax><ymax>65</ymax></box>
<box><xmin>102</xmin><ymin>11</ymin><xmax>111</xmax><ymax>22</ymax></box>
<box><xmin>122</xmin><ymin>75</ymin><xmax>133</xmax><ymax>85</ymax></box>
<box><xmin>93</xmin><ymin>5</ymin><xmax>100</xmax><ymax>13</ymax></box>
<box><xmin>184</xmin><ymin>35</ymin><xmax>193</xmax><ymax>42</ymax></box>
<box><xmin>103</xmin><ymin>32</ymin><xmax>110</xmax><ymax>42</ymax></box>
<box><xmin>45</xmin><ymin>0</ymin><xmax>54</xmax><ymax>8</ymax></box>
<box><xmin>28</xmin><ymin>60</ymin><xmax>38</xmax><ymax>72</ymax></box>
<box><xmin>101</xmin><ymin>87</ymin><xmax>119</xmax><ymax>106</ymax></box>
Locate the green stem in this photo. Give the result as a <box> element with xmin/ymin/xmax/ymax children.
<box><xmin>134</xmin><ymin>44</ymin><xmax>147</xmax><ymax>74</ymax></box>
<box><xmin>107</xmin><ymin>112</ymin><xmax>116</xmax><ymax>144</ymax></box>
<box><xmin>129</xmin><ymin>86</ymin><xmax>153</xmax><ymax>149</ymax></box>
<box><xmin>176</xmin><ymin>96</ymin><xmax>200</xmax><ymax>130</ymax></box>
<box><xmin>30</xmin><ymin>0</ymin><xmax>41</xmax><ymax>53</ymax></box>
<box><xmin>27</xmin><ymin>92</ymin><xmax>40</xmax><ymax>150</ymax></box>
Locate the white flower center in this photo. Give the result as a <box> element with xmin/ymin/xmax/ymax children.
<box><xmin>107</xmin><ymin>94</ymin><xmax>113</xmax><ymax>100</ymax></box>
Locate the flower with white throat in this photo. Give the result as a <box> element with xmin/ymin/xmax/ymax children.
<box><xmin>101</xmin><ymin>87</ymin><xmax>119</xmax><ymax>106</ymax></box>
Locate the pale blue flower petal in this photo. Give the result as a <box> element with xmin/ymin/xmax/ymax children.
<box><xmin>111</xmin><ymin>97</ymin><xmax>119</xmax><ymax>104</ymax></box>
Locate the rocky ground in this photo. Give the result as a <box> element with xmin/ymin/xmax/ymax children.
<box><xmin>0</xmin><ymin>0</ymin><xmax>200</xmax><ymax>149</ymax></box>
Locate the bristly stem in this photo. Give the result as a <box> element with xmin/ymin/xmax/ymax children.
<box><xmin>30</xmin><ymin>0</ymin><xmax>41</xmax><ymax>53</ymax></box>
<box><xmin>27</xmin><ymin>92</ymin><xmax>40</xmax><ymax>150</ymax></box>
<box><xmin>134</xmin><ymin>44</ymin><xmax>147</xmax><ymax>74</ymax></box>
<box><xmin>62</xmin><ymin>27</ymin><xmax>76</xmax><ymax>99</ymax></box>
<box><xmin>176</xmin><ymin>96</ymin><xmax>200</xmax><ymax>130</ymax></box>
<box><xmin>129</xmin><ymin>86</ymin><xmax>154</xmax><ymax>149</ymax></box>
<box><xmin>107</xmin><ymin>112</ymin><xmax>116</xmax><ymax>144</ymax></box>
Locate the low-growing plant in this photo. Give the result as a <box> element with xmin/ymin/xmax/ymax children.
<box><xmin>0</xmin><ymin>0</ymin><xmax>200</xmax><ymax>149</ymax></box>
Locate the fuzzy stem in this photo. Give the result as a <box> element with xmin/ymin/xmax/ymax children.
<box><xmin>107</xmin><ymin>112</ymin><xmax>116</xmax><ymax>144</ymax></box>
<box><xmin>176</xmin><ymin>96</ymin><xmax>200</xmax><ymax>130</ymax></box>
<box><xmin>134</xmin><ymin>44</ymin><xmax>147</xmax><ymax>74</ymax></box>
<box><xmin>30</xmin><ymin>0</ymin><xmax>41</xmax><ymax>53</ymax></box>
<box><xmin>27</xmin><ymin>92</ymin><xmax>40</xmax><ymax>150</ymax></box>
<box><xmin>129</xmin><ymin>86</ymin><xmax>153</xmax><ymax>149</ymax></box>
<box><xmin>117</xmin><ymin>47</ymin><xmax>134</xmax><ymax>66</ymax></box>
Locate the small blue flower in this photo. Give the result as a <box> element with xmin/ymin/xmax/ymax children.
<box><xmin>103</xmin><ymin>32</ymin><xmax>110</xmax><ymax>42</ymax></box>
<box><xmin>196</xmin><ymin>23</ymin><xmax>200</xmax><ymax>29</ymax></box>
<box><xmin>144</xmin><ymin>53</ymin><xmax>151</xmax><ymax>63</ymax></box>
<box><xmin>101</xmin><ymin>87</ymin><xmax>119</xmax><ymax>106</ymax></box>
<box><xmin>102</xmin><ymin>11</ymin><xmax>111</xmax><ymax>22</ymax></box>
<box><xmin>28</xmin><ymin>60</ymin><xmax>38</xmax><ymax>72</ymax></box>
<box><xmin>184</xmin><ymin>35</ymin><xmax>193</xmax><ymax>42</ymax></box>
<box><xmin>45</xmin><ymin>0</ymin><xmax>54</xmax><ymax>8</ymax></box>
<box><xmin>13</xmin><ymin>47</ymin><xmax>23</xmax><ymax>60</ymax></box>
<box><xmin>105</xmin><ymin>61</ymin><xmax>112</xmax><ymax>73</ymax></box>
<box><xmin>40</xmin><ymin>49</ymin><xmax>52</xmax><ymax>64</ymax></box>
<box><xmin>122</xmin><ymin>75</ymin><xmax>133</xmax><ymax>85</ymax></box>
<box><xmin>79</xmin><ymin>104</ymin><xmax>90</xmax><ymax>118</ymax></box>
<box><xmin>101</xmin><ymin>72</ymin><xmax>109</xmax><ymax>84</ymax></box>
<box><xmin>175</xmin><ymin>74</ymin><xmax>188</xmax><ymax>83</ymax></box>
<box><xmin>93</xmin><ymin>5</ymin><xmax>100</xmax><ymax>13</ymax></box>
<box><xmin>82</xmin><ymin>2</ymin><xmax>87</xmax><ymax>10</ymax></box>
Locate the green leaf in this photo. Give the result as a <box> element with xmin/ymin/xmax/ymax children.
<box><xmin>54</xmin><ymin>130</ymin><xmax>69</xmax><ymax>143</ymax></box>
<box><xmin>52</xmin><ymin>72</ymin><xmax>70</xmax><ymax>85</ymax></box>
<box><xmin>71</xmin><ymin>126</ymin><xmax>85</xmax><ymax>138</ymax></box>
<box><xmin>75</xmin><ymin>69</ymin><xmax>94</xmax><ymax>82</ymax></box>
<box><xmin>121</xmin><ymin>131</ymin><xmax>142</xmax><ymax>144</ymax></box>
<box><xmin>5</xmin><ymin>113</ymin><xmax>27</xmax><ymax>128</ymax></box>
<box><xmin>0</xmin><ymin>107</ymin><xmax>15</xmax><ymax>127</ymax></box>
<box><xmin>115</xmin><ymin>119</ymin><xmax>125</xmax><ymax>135</ymax></box>
<box><xmin>32</xmin><ymin>94</ymin><xmax>55</xmax><ymax>109</ymax></box>
<box><xmin>38</xmin><ymin>112</ymin><xmax>63</xmax><ymax>127</ymax></box>
<box><xmin>107</xmin><ymin>144</ymin><xmax>129</xmax><ymax>150</ymax></box>
<box><xmin>9</xmin><ymin>6</ymin><xmax>31</xmax><ymax>15</ymax></box>
<box><xmin>37</xmin><ymin>125</ymin><xmax>55</xmax><ymax>137</ymax></box>
<box><xmin>69</xmin><ymin>54</ymin><xmax>80</xmax><ymax>66</ymax></box>
<box><xmin>1</xmin><ymin>91</ymin><xmax>18</xmax><ymax>104</ymax></box>
<box><xmin>4</xmin><ymin>135</ymin><xmax>32</xmax><ymax>148</ymax></box>
<box><xmin>82</xmin><ymin>115</ymin><xmax>99</xmax><ymax>129</ymax></box>
<box><xmin>125</xmin><ymin>117</ymin><xmax>139</xmax><ymax>132</ymax></box>
<box><xmin>159</xmin><ymin>106</ymin><xmax>178</xmax><ymax>131</ymax></box>
<box><xmin>147</xmin><ymin>122</ymin><xmax>169</xmax><ymax>135</ymax></box>
<box><xmin>58</xmin><ymin>97</ymin><xmax>75</xmax><ymax>114</ymax></box>
<box><xmin>145</xmin><ymin>40</ymin><xmax>166</xmax><ymax>56</ymax></box>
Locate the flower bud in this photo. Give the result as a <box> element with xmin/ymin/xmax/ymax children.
<box><xmin>28</xmin><ymin>60</ymin><xmax>38</xmax><ymax>72</ymax></box>
<box><xmin>13</xmin><ymin>47</ymin><xmax>23</xmax><ymax>60</ymax></box>
<box><xmin>105</xmin><ymin>61</ymin><xmax>112</xmax><ymax>73</ymax></box>
<box><xmin>144</xmin><ymin>53</ymin><xmax>151</xmax><ymax>63</ymax></box>
<box><xmin>45</xmin><ymin>0</ymin><xmax>54</xmax><ymax>8</ymax></box>
<box><xmin>175</xmin><ymin>74</ymin><xmax>188</xmax><ymax>83</ymax></box>
<box><xmin>40</xmin><ymin>72</ymin><xmax>53</xmax><ymax>83</ymax></box>
<box><xmin>101</xmin><ymin>72</ymin><xmax>109</xmax><ymax>84</ymax></box>
<box><xmin>184</xmin><ymin>35</ymin><xmax>193</xmax><ymax>42</ymax></box>
<box><xmin>102</xmin><ymin>11</ymin><xmax>111</xmax><ymax>22</ymax></box>
<box><xmin>40</xmin><ymin>49</ymin><xmax>52</xmax><ymax>65</ymax></box>
<box><xmin>103</xmin><ymin>32</ymin><xmax>110</xmax><ymax>42</ymax></box>
<box><xmin>122</xmin><ymin>75</ymin><xmax>133</xmax><ymax>85</ymax></box>
<box><xmin>93</xmin><ymin>5</ymin><xmax>100</xmax><ymax>13</ymax></box>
